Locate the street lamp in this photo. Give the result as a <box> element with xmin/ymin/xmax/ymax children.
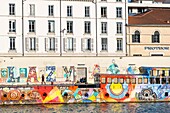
<box><xmin>92</xmin><ymin>0</ymin><xmax>98</xmax><ymax>56</ymax></box>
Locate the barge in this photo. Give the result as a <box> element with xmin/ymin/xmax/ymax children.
<box><xmin>0</xmin><ymin>63</ymin><xmax>170</xmax><ymax>104</ymax></box>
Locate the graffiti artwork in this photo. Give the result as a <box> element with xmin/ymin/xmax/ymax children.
<box><xmin>46</xmin><ymin>66</ymin><xmax>56</xmax><ymax>82</ymax></box>
<box><xmin>27</xmin><ymin>67</ymin><xmax>38</xmax><ymax>83</ymax></box>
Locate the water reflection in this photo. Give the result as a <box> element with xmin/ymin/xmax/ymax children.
<box><xmin>0</xmin><ymin>102</ymin><xmax>170</xmax><ymax>113</ymax></box>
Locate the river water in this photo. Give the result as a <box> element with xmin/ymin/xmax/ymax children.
<box><xmin>0</xmin><ymin>102</ymin><xmax>169</xmax><ymax>113</ymax></box>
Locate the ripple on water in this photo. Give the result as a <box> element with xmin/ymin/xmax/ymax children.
<box><xmin>0</xmin><ymin>102</ymin><xmax>170</xmax><ymax>113</ymax></box>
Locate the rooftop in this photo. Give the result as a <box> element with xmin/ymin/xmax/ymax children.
<box><xmin>128</xmin><ymin>8</ymin><xmax>170</xmax><ymax>25</ymax></box>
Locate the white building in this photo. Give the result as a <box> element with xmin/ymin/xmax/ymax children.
<box><xmin>0</xmin><ymin>0</ymin><xmax>127</xmax><ymax>57</ymax></box>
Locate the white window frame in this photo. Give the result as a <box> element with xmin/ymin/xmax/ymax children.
<box><xmin>9</xmin><ymin>4</ymin><xmax>15</xmax><ymax>15</ymax></box>
<box><xmin>49</xmin><ymin>37</ymin><xmax>55</xmax><ymax>51</ymax></box>
<box><xmin>29</xmin><ymin>4</ymin><xmax>35</xmax><ymax>16</ymax></box>
<box><xmin>101</xmin><ymin>22</ymin><xmax>107</xmax><ymax>34</ymax></box>
<box><xmin>85</xmin><ymin>6</ymin><xmax>90</xmax><ymax>17</ymax></box>
<box><xmin>117</xmin><ymin>38</ymin><xmax>123</xmax><ymax>51</ymax></box>
<box><xmin>9</xmin><ymin>37</ymin><xmax>16</xmax><ymax>50</ymax></box>
<box><xmin>84</xmin><ymin>21</ymin><xmax>91</xmax><ymax>34</ymax></box>
<box><xmin>29</xmin><ymin>20</ymin><xmax>35</xmax><ymax>32</ymax></box>
<box><xmin>9</xmin><ymin>20</ymin><xmax>16</xmax><ymax>32</ymax></box>
<box><xmin>48</xmin><ymin>20</ymin><xmax>55</xmax><ymax>33</ymax></box>
<box><xmin>117</xmin><ymin>22</ymin><xmax>122</xmax><ymax>34</ymax></box>
<box><xmin>67</xmin><ymin>6</ymin><xmax>72</xmax><ymax>17</ymax></box>
<box><xmin>67</xmin><ymin>38</ymin><xmax>74</xmax><ymax>51</ymax></box>
<box><xmin>85</xmin><ymin>38</ymin><xmax>91</xmax><ymax>51</ymax></box>
<box><xmin>101</xmin><ymin>7</ymin><xmax>107</xmax><ymax>18</ymax></box>
<box><xmin>30</xmin><ymin>37</ymin><xmax>36</xmax><ymax>50</ymax></box>
<box><xmin>48</xmin><ymin>5</ymin><xmax>54</xmax><ymax>16</ymax></box>
<box><xmin>101</xmin><ymin>38</ymin><xmax>107</xmax><ymax>51</ymax></box>
<box><xmin>116</xmin><ymin>7</ymin><xmax>122</xmax><ymax>18</ymax></box>
<box><xmin>67</xmin><ymin>21</ymin><xmax>73</xmax><ymax>33</ymax></box>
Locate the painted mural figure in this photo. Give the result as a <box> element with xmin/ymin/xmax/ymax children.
<box><xmin>107</xmin><ymin>59</ymin><xmax>120</xmax><ymax>74</ymax></box>
<box><xmin>27</xmin><ymin>67</ymin><xmax>38</xmax><ymax>83</ymax></box>
<box><xmin>91</xmin><ymin>64</ymin><xmax>100</xmax><ymax>76</ymax></box>
<box><xmin>46</xmin><ymin>66</ymin><xmax>56</xmax><ymax>82</ymax></box>
<box><xmin>63</xmin><ymin>66</ymin><xmax>75</xmax><ymax>82</ymax></box>
<box><xmin>7</xmin><ymin>67</ymin><xmax>20</xmax><ymax>83</ymax></box>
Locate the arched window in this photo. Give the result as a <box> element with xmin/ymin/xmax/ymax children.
<box><xmin>152</xmin><ymin>31</ymin><xmax>160</xmax><ymax>43</ymax></box>
<box><xmin>132</xmin><ymin>30</ymin><xmax>140</xmax><ymax>43</ymax></box>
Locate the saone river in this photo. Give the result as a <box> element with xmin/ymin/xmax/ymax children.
<box><xmin>0</xmin><ymin>102</ymin><xmax>170</xmax><ymax>113</ymax></box>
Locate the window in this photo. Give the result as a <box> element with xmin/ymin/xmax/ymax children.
<box><xmin>48</xmin><ymin>5</ymin><xmax>54</xmax><ymax>16</ymax></box>
<box><xmin>9</xmin><ymin>37</ymin><xmax>16</xmax><ymax>50</ymax></box>
<box><xmin>85</xmin><ymin>6</ymin><xmax>90</xmax><ymax>17</ymax></box>
<box><xmin>138</xmin><ymin>78</ymin><xmax>142</xmax><ymax>84</ymax></box>
<box><xmin>101</xmin><ymin>38</ymin><xmax>107</xmax><ymax>51</ymax></box>
<box><xmin>116</xmin><ymin>7</ymin><xmax>122</xmax><ymax>18</ymax></box>
<box><xmin>67</xmin><ymin>21</ymin><xmax>73</xmax><ymax>33</ymax></box>
<box><xmin>30</xmin><ymin>37</ymin><xmax>36</xmax><ymax>50</ymax></box>
<box><xmin>84</xmin><ymin>21</ymin><xmax>91</xmax><ymax>34</ymax></box>
<box><xmin>9</xmin><ymin>4</ymin><xmax>15</xmax><ymax>15</ymax></box>
<box><xmin>112</xmin><ymin>78</ymin><xmax>118</xmax><ymax>84</ymax></box>
<box><xmin>63</xmin><ymin>38</ymin><xmax>76</xmax><ymax>51</ymax></box>
<box><xmin>144</xmin><ymin>78</ymin><xmax>148</xmax><ymax>84</ymax></box>
<box><xmin>48</xmin><ymin>20</ymin><xmax>55</xmax><ymax>33</ymax></box>
<box><xmin>133</xmin><ymin>54</ymin><xmax>142</xmax><ymax>56</ymax></box>
<box><xmin>152</xmin><ymin>31</ymin><xmax>160</xmax><ymax>43</ymax></box>
<box><xmin>156</xmin><ymin>77</ymin><xmax>160</xmax><ymax>84</ymax></box>
<box><xmin>67</xmin><ymin>6</ymin><xmax>72</xmax><ymax>17</ymax></box>
<box><xmin>107</xmin><ymin>78</ymin><xmax>112</xmax><ymax>84</ymax></box>
<box><xmin>117</xmin><ymin>38</ymin><xmax>123</xmax><ymax>51</ymax></box>
<box><xmin>132</xmin><ymin>31</ymin><xmax>140</xmax><ymax>43</ymax></box>
<box><xmin>101</xmin><ymin>7</ymin><xmax>107</xmax><ymax>17</ymax></box>
<box><xmin>45</xmin><ymin>37</ymin><xmax>57</xmax><ymax>51</ymax></box>
<box><xmin>67</xmin><ymin>38</ymin><xmax>73</xmax><ymax>51</ymax></box>
<box><xmin>150</xmin><ymin>77</ymin><xmax>155</xmax><ymax>84</ymax></box>
<box><xmin>85</xmin><ymin>38</ymin><xmax>91</xmax><ymax>50</ymax></box>
<box><xmin>151</xmin><ymin>54</ymin><xmax>163</xmax><ymax>56</ymax></box>
<box><xmin>29</xmin><ymin>20</ymin><xmax>35</xmax><ymax>32</ymax></box>
<box><xmin>29</xmin><ymin>4</ymin><xmax>35</xmax><ymax>16</ymax></box>
<box><xmin>49</xmin><ymin>37</ymin><xmax>55</xmax><ymax>50</ymax></box>
<box><xmin>131</xmin><ymin>78</ymin><xmax>136</xmax><ymax>84</ymax></box>
<box><xmin>101</xmin><ymin>78</ymin><xmax>106</xmax><ymax>84</ymax></box>
<box><xmin>126</xmin><ymin>78</ymin><xmax>130</xmax><ymax>84</ymax></box>
<box><xmin>117</xmin><ymin>22</ymin><xmax>122</xmax><ymax>34</ymax></box>
<box><xmin>119</xmin><ymin>78</ymin><xmax>124</xmax><ymax>84</ymax></box>
<box><xmin>101</xmin><ymin>22</ymin><xmax>107</xmax><ymax>34</ymax></box>
<box><xmin>81</xmin><ymin>38</ymin><xmax>93</xmax><ymax>51</ymax></box>
<box><xmin>9</xmin><ymin>20</ymin><xmax>16</xmax><ymax>32</ymax></box>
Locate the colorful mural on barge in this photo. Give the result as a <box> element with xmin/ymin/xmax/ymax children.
<box><xmin>0</xmin><ymin>61</ymin><xmax>170</xmax><ymax>105</ymax></box>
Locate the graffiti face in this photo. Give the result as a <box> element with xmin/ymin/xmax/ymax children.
<box><xmin>27</xmin><ymin>67</ymin><xmax>38</xmax><ymax>83</ymax></box>
<box><xmin>136</xmin><ymin>88</ymin><xmax>157</xmax><ymax>101</ymax></box>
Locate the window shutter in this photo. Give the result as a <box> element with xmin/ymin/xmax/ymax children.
<box><xmin>55</xmin><ymin>38</ymin><xmax>58</xmax><ymax>51</ymax></box>
<box><xmin>36</xmin><ymin>38</ymin><xmax>39</xmax><ymax>51</ymax></box>
<box><xmin>81</xmin><ymin>38</ymin><xmax>85</xmax><ymax>52</ymax></box>
<box><xmin>63</xmin><ymin>38</ymin><xmax>67</xmax><ymax>51</ymax></box>
<box><xmin>73</xmin><ymin>38</ymin><xmax>76</xmax><ymax>51</ymax></box>
<box><xmin>25</xmin><ymin>37</ymin><xmax>29</xmax><ymax>51</ymax></box>
<box><xmin>91</xmin><ymin>38</ymin><xmax>94</xmax><ymax>51</ymax></box>
<box><xmin>45</xmin><ymin>38</ymin><xmax>49</xmax><ymax>52</ymax></box>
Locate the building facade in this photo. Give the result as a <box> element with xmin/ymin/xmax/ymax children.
<box><xmin>127</xmin><ymin>8</ymin><xmax>170</xmax><ymax>56</ymax></box>
<box><xmin>0</xmin><ymin>0</ymin><xmax>127</xmax><ymax>57</ymax></box>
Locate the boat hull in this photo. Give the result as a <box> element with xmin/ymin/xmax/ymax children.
<box><xmin>0</xmin><ymin>83</ymin><xmax>170</xmax><ymax>105</ymax></box>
